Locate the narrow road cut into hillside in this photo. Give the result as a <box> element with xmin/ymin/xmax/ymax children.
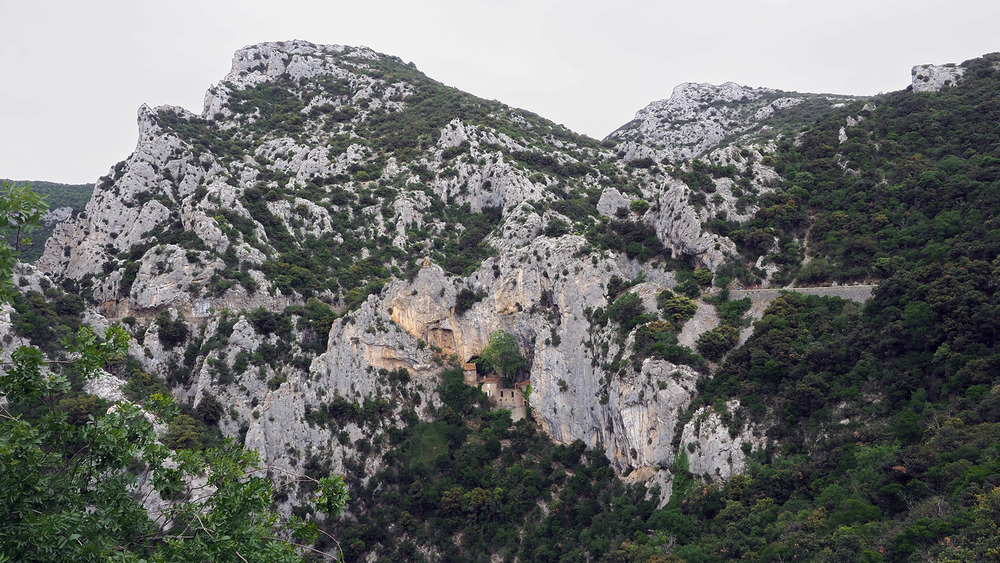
<box><xmin>728</xmin><ymin>284</ymin><xmax>875</xmax><ymax>304</ymax></box>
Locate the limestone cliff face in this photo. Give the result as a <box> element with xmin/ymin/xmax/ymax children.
<box><xmin>606</xmin><ymin>82</ymin><xmax>855</xmax><ymax>164</ymax></box>
<box><xmin>32</xmin><ymin>41</ymin><xmax>815</xmax><ymax>498</ymax></box>
<box><xmin>680</xmin><ymin>401</ymin><xmax>759</xmax><ymax>482</ymax></box>
<box><xmin>608</xmin><ymin>82</ymin><xmax>794</xmax><ymax>160</ymax></box>
<box><xmin>310</xmin><ymin>242</ymin><xmax>733</xmax><ymax>485</ymax></box>
<box><xmin>39</xmin><ymin>104</ymin><xmax>182</xmax><ymax>280</ymax></box>
<box><xmin>911</xmin><ymin>63</ymin><xmax>966</xmax><ymax>92</ymax></box>
<box><xmin>40</xmin><ymin>103</ymin><xmax>322</xmax><ymax>320</ymax></box>
<box><xmin>39</xmin><ymin>41</ymin><xmax>792</xmax><ymax>323</ymax></box>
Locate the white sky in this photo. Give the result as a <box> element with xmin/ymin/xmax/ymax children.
<box><xmin>2</xmin><ymin>0</ymin><xmax>998</xmax><ymax>184</ymax></box>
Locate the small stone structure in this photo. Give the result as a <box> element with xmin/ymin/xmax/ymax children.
<box><xmin>462</xmin><ymin>362</ymin><xmax>527</xmax><ymax>421</ymax></box>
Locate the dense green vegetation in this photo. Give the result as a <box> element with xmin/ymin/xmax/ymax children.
<box><xmin>325</xmin><ymin>368</ymin><xmax>670</xmax><ymax>562</ymax></box>
<box><xmin>667</xmin><ymin>53</ymin><xmax>1000</xmax><ymax>561</ymax></box>
<box><xmin>734</xmin><ymin>54</ymin><xmax>1000</xmax><ymax>285</ymax></box>
<box><xmin>652</xmin><ymin>270</ymin><xmax>1000</xmax><ymax>561</ymax></box>
<box><xmin>200</xmin><ymin>48</ymin><xmax>1000</xmax><ymax>562</ymax></box>
<box><xmin>476</xmin><ymin>329</ymin><xmax>528</xmax><ymax>385</ymax></box>
<box><xmin>0</xmin><ymin>179</ymin><xmax>93</xmax><ymax>263</ymax></box>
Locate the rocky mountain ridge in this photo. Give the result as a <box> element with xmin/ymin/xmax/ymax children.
<box><xmin>606</xmin><ymin>81</ymin><xmax>859</xmax><ymax>163</ymax></box>
<box><xmin>30</xmin><ymin>40</ymin><xmax>908</xmax><ymax>501</ymax></box>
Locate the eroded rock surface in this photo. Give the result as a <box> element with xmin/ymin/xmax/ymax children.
<box><xmin>30</xmin><ymin>40</ymin><xmax>878</xmax><ymax>501</ymax></box>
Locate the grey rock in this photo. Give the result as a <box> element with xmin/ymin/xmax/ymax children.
<box><xmin>680</xmin><ymin>401</ymin><xmax>761</xmax><ymax>482</ymax></box>
<box><xmin>911</xmin><ymin>64</ymin><xmax>965</xmax><ymax>92</ymax></box>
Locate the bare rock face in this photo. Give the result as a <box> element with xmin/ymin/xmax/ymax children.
<box><xmin>911</xmin><ymin>64</ymin><xmax>966</xmax><ymax>92</ymax></box>
<box><xmin>307</xmin><ymin>240</ymin><xmax>749</xmax><ymax>490</ymax></box>
<box><xmin>606</xmin><ymin>359</ymin><xmax>700</xmax><ymax>471</ymax></box>
<box><xmin>40</xmin><ymin>206</ymin><xmax>74</xmax><ymax>227</ymax></box>
<box><xmin>680</xmin><ymin>401</ymin><xmax>762</xmax><ymax>482</ymax></box>
<box><xmin>38</xmin><ymin>105</ymin><xmax>178</xmax><ymax>280</ymax></box>
<box><xmin>607</xmin><ymin>82</ymin><xmax>806</xmax><ymax>160</ymax></box>
<box><xmin>313</xmin><ymin>289</ymin><xmax>442</xmax><ymax>398</ymax></box>
<box><xmin>0</xmin><ymin>303</ymin><xmax>31</xmax><ymax>365</ymax></box>
<box><xmin>83</xmin><ymin>372</ymin><xmax>129</xmax><ymax>404</ymax></box>
<box><xmin>31</xmin><ymin>40</ymin><xmax>825</xmax><ymax>502</ymax></box>
<box><xmin>597</xmin><ymin>188</ymin><xmax>631</xmax><ymax>217</ymax></box>
<box><xmin>37</xmin><ymin>41</ymin><xmax>795</xmax><ymax>329</ymax></box>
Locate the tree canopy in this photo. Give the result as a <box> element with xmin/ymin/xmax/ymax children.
<box><xmin>0</xmin><ymin>183</ymin><xmax>348</xmax><ymax>561</ymax></box>
<box><xmin>0</xmin><ymin>180</ymin><xmax>47</xmax><ymax>301</ymax></box>
<box><xmin>477</xmin><ymin>330</ymin><xmax>527</xmax><ymax>385</ymax></box>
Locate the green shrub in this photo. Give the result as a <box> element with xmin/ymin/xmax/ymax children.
<box><xmin>164</xmin><ymin>414</ymin><xmax>204</xmax><ymax>450</ymax></box>
<box><xmin>455</xmin><ymin>288</ymin><xmax>485</xmax><ymax>316</ymax></box>
<box><xmin>155</xmin><ymin>311</ymin><xmax>189</xmax><ymax>350</ymax></box>
<box><xmin>608</xmin><ymin>292</ymin><xmax>655</xmax><ymax>335</ymax></box>
<box><xmin>478</xmin><ymin>330</ymin><xmax>528</xmax><ymax>385</ymax></box>
<box><xmin>197</xmin><ymin>392</ymin><xmax>225</xmax><ymax>426</ymax></box>
<box><xmin>248</xmin><ymin>307</ymin><xmax>280</xmax><ymax>335</ymax></box>
<box><xmin>695</xmin><ymin>324</ymin><xmax>740</xmax><ymax>362</ymax></box>
<box><xmin>543</xmin><ymin>216</ymin><xmax>571</xmax><ymax>238</ymax></box>
<box><xmin>658</xmin><ymin>291</ymin><xmax>698</xmax><ymax>323</ymax></box>
<box><xmin>629</xmin><ymin>199</ymin><xmax>650</xmax><ymax>214</ymax></box>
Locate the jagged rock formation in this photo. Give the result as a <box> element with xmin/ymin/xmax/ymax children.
<box><xmin>680</xmin><ymin>401</ymin><xmax>758</xmax><ymax>482</ymax></box>
<box><xmin>607</xmin><ymin>81</ymin><xmax>856</xmax><ymax>162</ymax></box>
<box><xmin>40</xmin><ymin>206</ymin><xmax>74</xmax><ymax>227</ymax></box>
<box><xmin>32</xmin><ymin>40</ymin><xmax>868</xmax><ymax>499</ymax></box>
<box><xmin>911</xmin><ymin>63</ymin><xmax>966</xmax><ymax>92</ymax></box>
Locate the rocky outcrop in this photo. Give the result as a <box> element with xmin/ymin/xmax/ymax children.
<box><xmin>31</xmin><ymin>40</ymin><xmax>852</xmax><ymax>502</ymax></box>
<box><xmin>679</xmin><ymin>401</ymin><xmax>760</xmax><ymax>482</ymax></box>
<box><xmin>40</xmin><ymin>206</ymin><xmax>74</xmax><ymax>227</ymax></box>
<box><xmin>606</xmin><ymin>359</ymin><xmax>700</xmax><ymax>471</ymax></box>
<box><xmin>911</xmin><ymin>64</ymin><xmax>965</xmax><ymax>92</ymax></box>
<box><xmin>38</xmin><ymin>41</ymin><xmax>793</xmax><ymax>325</ymax></box>
<box><xmin>306</xmin><ymin>241</ymin><xmax>745</xmax><ymax>489</ymax></box>
<box><xmin>0</xmin><ymin>304</ymin><xmax>31</xmax><ymax>365</ymax></box>
<box><xmin>608</xmin><ymin>82</ymin><xmax>825</xmax><ymax>161</ymax></box>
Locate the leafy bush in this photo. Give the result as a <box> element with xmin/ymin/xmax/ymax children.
<box><xmin>196</xmin><ymin>392</ymin><xmax>225</xmax><ymax>426</ymax></box>
<box><xmin>658</xmin><ymin>290</ymin><xmax>697</xmax><ymax>323</ymax></box>
<box><xmin>675</xmin><ymin>278</ymin><xmax>702</xmax><ymax>299</ymax></box>
<box><xmin>302</xmin><ymin>298</ymin><xmax>337</xmax><ymax>339</ymax></box>
<box><xmin>607</xmin><ymin>292</ymin><xmax>654</xmax><ymax>335</ymax></box>
<box><xmin>716</xmin><ymin>297</ymin><xmax>752</xmax><ymax>326</ymax></box>
<box><xmin>629</xmin><ymin>199</ymin><xmax>650</xmax><ymax>214</ymax></box>
<box><xmin>155</xmin><ymin>311</ymin><xmax>188</xmax><ymax>350</ymax></box>
<box><xmin>164</xmin><ymin>414</ymin><xmax>205</xmax><ymax>450</ymax></box>
<box><xmin>695</xmin><ymin>324</ymin><xmax>740</xmax><ymax>361</ymax></box>
<box><xmin>692</xmin><ymin>267</ymin><xmax>714</xmax><ymax>287</ymax></box>
<box><xmin>454</xmin><ymin>287</ymin><xmax>485</xmax><ymax>316</ymax></box>
<box><xmin>543</xmin><ymin>216</ymin><xmax>571</xmax><ymax>237</ymax></box>
<box><xmin>586</xmin><ymin>218</ymin><xmax>664</xmax><ymax>262</ymax></box>
<box><xmin>478</xmin><ymin>330</ymin><xmax>528</xmax><ymax>384</ymax></box>
<box><xmin>632</xmin><ymin>323</ymin><xmax>706</xmax><ymax>372</ymax></box>
<box><xmin>248</xmin><ymin>307</ymin><xmax>281</xmax><ymax>335</ymax></box>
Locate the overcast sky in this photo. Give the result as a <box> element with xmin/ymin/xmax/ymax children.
<box><xmin>2</xmin><ymin>0</ymin><xmax>998</xmax><ymax>184</ymax></box>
